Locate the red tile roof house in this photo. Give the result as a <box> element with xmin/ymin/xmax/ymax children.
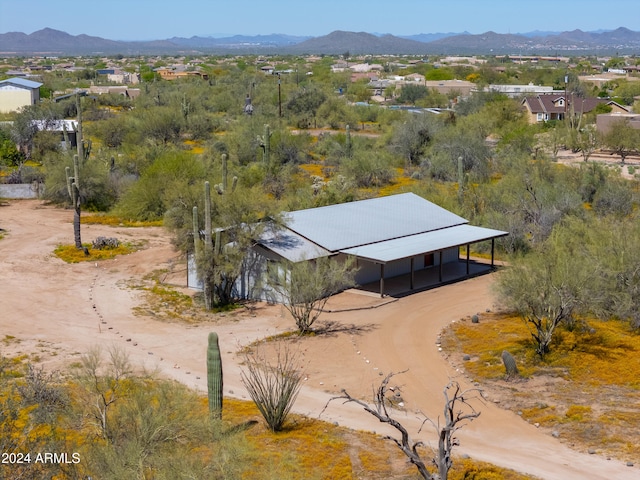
<box><xmin>521</xmin><ymin>93</ymin><xmax>628</xmax><ymax>124</ymax></box>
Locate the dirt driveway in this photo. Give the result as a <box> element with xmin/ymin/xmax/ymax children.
<box><xmin>0</xmin><ymin>199</ymin><xmax>636</xmax><ymax>479</ymax></box>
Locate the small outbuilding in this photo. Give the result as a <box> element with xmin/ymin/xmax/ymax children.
<box><xmin>0</xmin><ymin>77</ymin><xmax>43</xmax><ymax>113</ymax></box>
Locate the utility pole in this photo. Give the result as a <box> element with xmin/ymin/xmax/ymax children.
<box><xmin>277</xmin><ymin>73</ymin><xmax>282</xmax><ymax>118</ymax></box>
<box><xmin>564</xmin><ymin>74</ymin><xmax>568</xmax><ymax>120</ymax></box>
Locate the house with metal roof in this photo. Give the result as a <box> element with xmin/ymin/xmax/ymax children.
<box><xmin>0</xmin><ymin>77</ymin><xmax>43</xmax><ymax>113</ymax></box>
<box><xmin>248</xmin><ymin>192</ymin><xmax>508</xmax><ymax>298</ymax></box>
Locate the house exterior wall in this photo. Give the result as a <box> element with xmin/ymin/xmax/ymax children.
<box><xmin>0</xmin><ymin>85</ymin><xmax>39</xmax><ymax>113</ymax></box>
<box><xmin>0</xmin><ymin>182</ymin><xmax>44</xmax><ymax>199</ymax></box>
<box><xmin>353</xmin><ymin>247</ymin><xmax>459</xmax><ymax>286</ymax></box>
<box><xmin>188</xmin><ymin>244</ymin><xmax>462</xmax><ymax>302</ymax></box>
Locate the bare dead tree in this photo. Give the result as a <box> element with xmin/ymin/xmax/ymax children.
<box><xmin>323</xmin><ymin>373</ymin><xmax>482</xmax><ymax>480</ymax></box>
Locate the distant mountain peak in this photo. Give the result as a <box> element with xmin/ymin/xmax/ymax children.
<box><xmin>0</xmin><ymin>27</ymin><xmax>638</xmax><ymax>56</ymax></box>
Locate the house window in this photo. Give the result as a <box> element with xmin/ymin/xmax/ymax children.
<box><xmin>537</xmin><ymin>113</ymin><xmax>544</xmax><ymax>121</ymax></box>
<box><xmin>424</xmin><ymin>253</ymin><xmax>434</xmax><ymax>267</ymax></box>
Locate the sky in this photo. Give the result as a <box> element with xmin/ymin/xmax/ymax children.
<box><xmin>1</xmin><ymin>0</ymin><xmax>638</xmax><ymax>41</ymax></box>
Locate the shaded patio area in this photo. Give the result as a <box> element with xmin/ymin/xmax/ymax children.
<box><xmin>355</xmin><ymin>258</ymin><xmax>499</xmax><ymax>298</ymax></box>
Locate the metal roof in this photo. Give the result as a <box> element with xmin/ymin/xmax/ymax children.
<box><xmin>258</xmin><ymin>223</ymin><xmax>330</xmax><ymax>262</ymax></box>
<box><xmin>285</xmin><ymin>193</ymin><xmax>467</xmax><ymax>252</ymax></box>
<box><xmin>0</xmin><ymin>77</ymin><xmax>43</xmax><ymax>89</ymax></box>
<box><xmin>340</xmin><ymin>224</ymin><xmax>508</xmax><ymax>264</ymax></box>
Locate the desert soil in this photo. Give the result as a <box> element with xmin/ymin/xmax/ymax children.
<box><xmin>0</xmin><ymin>199</ymin><xmax>637</xmax><ymax>480</ymax></box>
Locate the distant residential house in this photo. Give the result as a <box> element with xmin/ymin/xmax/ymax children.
<box><xmin>0</xmin><ymin>77</ymin><xmax>42</xmax><ymax>113</ymax></box>
<box><xmin>155</xmin><ymin>67</ymin><xmax>208</xmax><ymax>81</ymax></box>
<box><xmin>486</xmin><ymin>83</ymin><xmax>557</xmax><ymax>98</ymax></box>
<box><xmin>349</xmin><ymin>63</ymin><xmax>383</xmax><ymax>73</ymax></box>
<box><xmin>426</xmin><ymin>80</ymin><xmax>474</xmax><ymax>97</ymax></box>
<box><xmin>96</xmin><ymin>68</ymin><xmax>140</xmax><ymax>85</ymax></box>
<box><xmin>404</xmin><ymin>73</ymin><xmax>425</xmax><ymax>83</ymax></box>
<box><xmin>88</xmin><ymin>85</ymin><xmax>141</xmax><ymax>99</ymax></box>
<box><xmin>30</xmin><ymin>119</ymin><xmax>79</xmax><ymax>150</ymax></box>
<box><xmin>330</xmin><ymin>63</ymin><xmax>350</xmax><ymax>73</ymax></box>
<box><xmin>521</xmin><ymin>93</ymin><xmax>629</xmax><ymax>124</ymax></box>
<box><xmin>596</xmin><ymin>112</ymin><xmax>640</xmax><ymax>135</ymax></box>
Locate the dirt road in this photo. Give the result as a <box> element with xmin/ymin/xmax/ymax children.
<box><xmin>0</xmin><ymin>200</ymin><xmax>636</xmax><ymax>479</ymax></box>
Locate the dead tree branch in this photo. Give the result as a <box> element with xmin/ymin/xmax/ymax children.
<box><xmin>323</xmin><ymin>372</ymin><xmax>483</xmax><ymax>480</ymax></box>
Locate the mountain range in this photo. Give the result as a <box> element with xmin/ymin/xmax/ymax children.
<box><xmin>1</xmin><ymin>27</ymin><xmax>639</xmax><ymax>56</ymax></box>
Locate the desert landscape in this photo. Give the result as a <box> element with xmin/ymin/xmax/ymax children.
<box><xmin>0</xmin><ymin>199</ymin><xmax>637</xmax><ymax>480</ymax></box>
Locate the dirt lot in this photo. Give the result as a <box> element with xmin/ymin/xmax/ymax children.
<box><xmin>0</xmin><ymin>199</ymin><xmax>637</xmax><ymax>480</ymax></box>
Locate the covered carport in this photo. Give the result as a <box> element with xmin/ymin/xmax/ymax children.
<box><xmin>341</xmin><ymin>224</ymin><xmax>508</xmax><ymax>297</ymax></box>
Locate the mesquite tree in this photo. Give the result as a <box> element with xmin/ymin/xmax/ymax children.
<box><xmin>325</xmin><ymin>374</ymin><xmax>482</xmax><ymax>480</ymax></box>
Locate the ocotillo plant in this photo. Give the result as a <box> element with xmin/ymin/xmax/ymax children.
<box><xmin>207</xmin><ymin>332</ymin><xmax>223</xmax><ymax>419</ymax></box>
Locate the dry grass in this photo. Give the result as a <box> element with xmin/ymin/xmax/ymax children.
<box><xmin>442</xmin><ymin>313</ymin><xmax>640</xmax><ymax>462</ymax></box>
<box><xmin>81</xmin><ymin>214</ymin><xmax>163</xmax><ymax>227</ymax></box>
<box><xmin>222</xmin><ymin>398</ymin><xmax>534</xmax><ymax>480</ymax></box>
<box><xmin>377</xmin><ymin>169</ymin><xmax>418</xmax><ymax>196</ymax></box>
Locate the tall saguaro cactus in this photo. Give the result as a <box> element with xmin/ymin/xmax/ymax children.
<box><xmin>207</xmin><ymin>332</ymin><xmax>223</xmax><ymax>420</ymax></box>
<box><xmin>202</xmin><ymin>181</ymin><xmax>214</xmax><ymax>310</ymax></box>
<box><xmin>63</xmin><ymin>93</ymin><xmax>90</xmax><ymax>252</ymax></box>
<box><xmin>214</xmin><ymin>154</ymin><xmax>238</xmax><ymax>195</ymax></box>
<box><xmin>194</xmin><ymin>156</ymin><xmax>238</xmax><ymax>310</ymax></box>
<box><xmin>65</xmin><ymin>155</ymin><xmax>83</xmax><ymax>250</ymax></box>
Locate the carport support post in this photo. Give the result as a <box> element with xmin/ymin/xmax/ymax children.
<box><xmin>466</xmin><ymin>243</ymin><xmax>470</xmax><ymax>276</ymax></box>
<box><xmin>379</xmin><ymin>264</ymin><xmax>385</xmax><ymax>297</ymax></box>
<box><xmin>439</xmin><ymin>251</ymin><xmax>443</xmax><ymax>282</ymax></box>
<box><xmin>491</xmin><ymin>238</ymin><xmax>495</xmax><ymax>267</ymax></box>
<box><xmin>410</xmin><ymin>257</ymin><xmax>415</xmax><ymax>290</ymax></box>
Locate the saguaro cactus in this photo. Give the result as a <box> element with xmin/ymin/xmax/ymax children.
<box><xmin>214</xmin><ymin>154</ymin><xmax>238</xmax><ymax>195</ymax></box>
<box><xmin>202</xmin><ymin>181</ymin><xmax>214</xmax><ymax>310</ymax></box>
<box><xmin>207</xmin><ymin>332</ymin><xmax>223</xmax><ymax>419</ymax></box>
<box><xmin>65</xmin><ymin>155</ymin><xmax>83</xmax><ymax>250</ymax></box>
<box><xmin>258</xmin><ymin>124</ymin><xmax>271</xmax><ymax>165</ymax></box>
<box><xmin>501</xmin><ymin>350</ymin><xmax>520</xmax><ymax>379</ymax></box>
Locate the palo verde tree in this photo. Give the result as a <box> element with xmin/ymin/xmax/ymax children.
<box><xmin>600</xmin><ymin>118</ymin><xmax>640</xmax><ymax>163</ymax></box>
<box><xmin>75</xmin><ymin>345</ymin><xmax>132</xmax><ymax>441</ymax></box>
<box><xmin>268</xmin><ymin>255</ymin><xmax>357</xmax><ymax>334</ymax></box>
<box><xmin>325</xmin><ymin>373</ymin><xmax>482</xmax><ymax>480</ymax></box>
<box><xmin>494</xmin><ymin>230</ymin><xmax>592</xmax><ymax>357</ymax></box>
